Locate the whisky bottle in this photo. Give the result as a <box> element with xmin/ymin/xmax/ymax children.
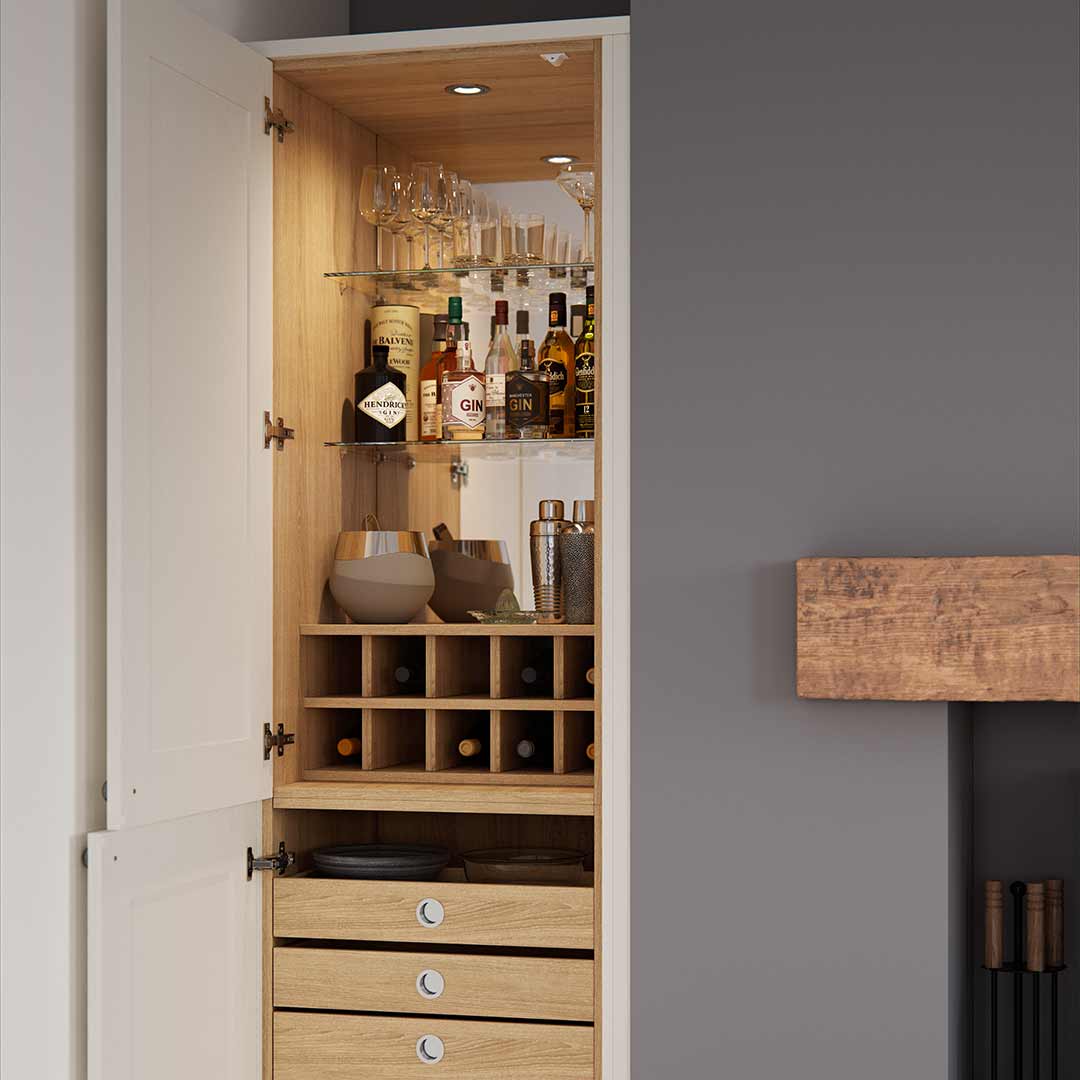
<box><xmin>483</xmin><ymin>300</ymin><xmax>518</xmax><ymax>439</ymax></box>
<box><xmin>536</xmin><ymin>293</ymin><xmax>575</xmax><ymax>437</ymax></box>
<box><xmin>506</xmin><ymin>310</ymin><xmax>550</xmax><ymax>440</ymax></box>
<box><xmin>573</xmin><ymin>284</ymin><xmax>596</xmax><ymax>438</ymax></box>
<box><xmin>442</xmin><ymin>339</ymin><xmax>485</xmax><ymax>440</ymax></box>
<box><xmin>419</xmin><ymin>313</ymin><xmax>448</xmax><ymax>441</ymax></box>
<box><xmin>355</xmin><ymin>344</ymin><xmax>407</xmax><ymax>443</ymax></box>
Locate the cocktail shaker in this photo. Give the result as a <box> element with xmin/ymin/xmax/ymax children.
<box><xmin>560</xmin><ymin>500</ymin><xmax>595</xmax><ymax>624</ymax></box>
<box><xmin>530</xmin><ymin>499</ymin><xmax>568</xmax><ymax>622</ymax></box>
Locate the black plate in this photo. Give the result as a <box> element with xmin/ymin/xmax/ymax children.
<box><xmin>312</xmin><ymin>843</ymin><xmax>451</xmax><ymax>881</ymax></box>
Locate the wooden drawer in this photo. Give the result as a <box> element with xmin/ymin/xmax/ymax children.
<box><xmin>274</xmin><ymin>876</ymin><xmax>593</xmax><ymax>950</ymax></box>
<box><xmin>274</xmin><ymin>1011</ymin><xmax>593</xmax><ymax>1079</ymax></box>
<box><xmin>274</xmin><ymin>945</ymin><xmax>593</xmax><ymax>1022</ymax></box>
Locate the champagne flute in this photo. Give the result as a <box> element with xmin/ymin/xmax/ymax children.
<box><xmin>359</xmin><ymin>164</ymin><xmax>398</xmax><ymax>272</ymax></box>
<box><xmin>455</xmin><ymin>178</ymin><xmax>473</xmax><ymax>267</ymax></box>
<box><xmin>410</xmin><ymin>162</ymin><xmax>443</xmax><ymax>270</ymax></box>
<box><xmin>434</xmin><ymin>170</ymin><xmax>457</xmax><ymax>268</ymax></box>
<box><xmin>556</xmin><ymin>163</ymin><xmax>596</xmax><ymax>262</ymax></box>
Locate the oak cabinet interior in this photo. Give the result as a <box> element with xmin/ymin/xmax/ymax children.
<box><xmin>265</xmin><ymin>35</ymin><xmax>607</xmax><ymax>1080</ymax></box>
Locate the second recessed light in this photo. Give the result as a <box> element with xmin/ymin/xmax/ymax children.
<box><xmin>542</xmin><ymin>154</ymin><xmax>578</xmax><ymax>165</ymax></box>
<box><xmin>446</xmin><ymin>83</ymin><xmax>490</xmax><ymax>96</ymax></box>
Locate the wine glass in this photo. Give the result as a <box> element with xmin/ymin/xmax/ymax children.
<box><xmin>433</xmin><ymin>170</ymin><xmax>457</xmax><ymax>268</ymax></box>
<box><xmin>454</xmin><ymin>178</ymin><xmax>473</xmax><ymax>266</ymax></box>
<box><xmin>556</xmin><ymin>163</ymin><xmax>596</xmax><ymax>262</ymax></box>
<box><xmin>359</xmin><ymin>164</ymin><xmax>398</xmax><ymax>272</ymax></box>
<box><xmin>410</xmin><ymin>162</ymin><xmax>443</xmax><ymax>270</ymax></box>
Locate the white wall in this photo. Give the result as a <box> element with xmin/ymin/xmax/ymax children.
<box><xmin>0</xmin><ymin>4</ymin><xmax>346</xmax><ymax>1078</ymax></box>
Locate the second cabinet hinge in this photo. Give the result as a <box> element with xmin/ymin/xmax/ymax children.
<box><xmin>263</xmin><ymin>722</ymin><xmax>295</xmax><ymax>759</ymax></box>
<box><xmin>264</xmin><ymin>411</ymin><xmax>295</xmax><ymax>450</ymax></box>
<box><xmin>247</xmin><ymin>842</ymin><xmax>295</xmax><ymax>879</ymax></box>
<box><xmin>264</xmin><ymin>97</ymin><xmax>295</xmax><ymax>142</ymax></box>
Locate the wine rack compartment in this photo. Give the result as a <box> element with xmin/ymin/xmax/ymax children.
<box><xmin>299</xmin><ymin>626</ymin><xmax>596</xmax><ymax>789</ymax></box>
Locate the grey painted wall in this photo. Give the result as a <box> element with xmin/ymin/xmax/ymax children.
<box><xmin>630</xmin><ymin>0</ymin><xmax>1078</xmax><ymax>1077</ymax></box>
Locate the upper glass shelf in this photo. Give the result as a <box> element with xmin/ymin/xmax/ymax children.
<box><xmin>326</xmin><ymin>437</ymin><xmax>595</xmax><ymax>464</ymax></box>
<box><xmin>324</xmin><ymin>262</ymin><xmax>594</xmax><ymax>302</ymax></box>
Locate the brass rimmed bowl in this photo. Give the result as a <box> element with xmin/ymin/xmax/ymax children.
<box><xmin>428</xmin><ymin>539</ymin><xmax>515</xmax><ymax>623</ymax></box>
<box><xmin>329</xmin><ymin>530</ymin><xmax>434</xmax><ymax>624</ymax></box>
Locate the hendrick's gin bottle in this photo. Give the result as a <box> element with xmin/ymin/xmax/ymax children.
<box><xmin>354</xmin><ymin>344</ymin><xmax>407</xmax><ymax>443</ymax></box>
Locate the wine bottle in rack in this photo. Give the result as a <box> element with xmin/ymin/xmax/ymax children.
<box><xmin>337</xmin><ymin>737</ymin><xmax>363</xmax><ymax>759</ymax></box>
<box><xmin>586</xmin><ymin>742</ymin><xmax>597</xmax><ymax>761</ymax></box>
<box><xmin>393</xmin><ymin>664</ymin><xmax>425</xmax><ymax>695</ymax></box>
<box><xmin>516</xmin><ymin>726</ymin><xmax>552</xmax><ymax>766</ymax></box>
<box><xmin>458</xmin><ymin>728</ymin><xmax>487</xmax><ymax>759</ymax></box>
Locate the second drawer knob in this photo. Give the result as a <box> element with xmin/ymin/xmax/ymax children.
<box><xmin>416</xmin><ymin>898</ymin><xmax>445</xmax><ymax>928</ymax></box>
<box><xmin>416</xmin><ymin>968</ymin><xmax>445</xmax><ymax>1000</ymax></box>
<box><xmin>417</xmin><ymin>1034</ymin><xmax>445</xmax><ymax>1064</ymax></box>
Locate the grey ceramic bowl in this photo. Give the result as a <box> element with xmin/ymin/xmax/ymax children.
<box><xmin>329</xmin><ymin>530</ymin><xmax>434</xmax><ymax>624</ymax></box>
<box><xmin>312</xmin><ymin>843</ymin><xmax>450</xmax><ymax>881</ymax></box>
<box><xmin>428</xmin><ymin>539</ymin><xmax>515</xmax><ymax>623</ymax></box>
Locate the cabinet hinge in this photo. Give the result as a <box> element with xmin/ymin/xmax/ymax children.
<box><xmin>247</xmin><ymin>841</ymin><xmax>295</xmax><ymax>879</ymax></box>
<box><xmin>263</xmin><ymin>722</ymin><xmax>296</xmax><ymax>759</ymax></box>
<box><xmin>264</xmin><ymin>97</ymin><xmax>295</xmax><ymax>142</ymax></box>
<box><xmin>264</xmin><ymin>411</ymin><xmax>295</xmax><ymax>451</ymax></box>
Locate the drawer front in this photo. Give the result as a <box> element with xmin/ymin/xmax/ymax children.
<box><xmin>274</xmin><ymin>1011</ymin><xmax>593</xmax><ymax>1079</ymax></box>
<box><xmin>274</xmin><ymin>946</ymin><xmax>593</xmax><ymax>1022</ymax></box>
<box><xmin>274</xmin><ymin>877</ymin><xmax>593</xmax><ymax>950</ymax></box>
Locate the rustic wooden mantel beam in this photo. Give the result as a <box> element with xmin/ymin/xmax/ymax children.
<box><xmin>796</xmin><ymin>555</ymin><xmax>1080</xmax><ymax>701</ymax></box>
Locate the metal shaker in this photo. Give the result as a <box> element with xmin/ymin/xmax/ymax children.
<box><xmin>560</xmin><ymin>499</ymin><xmax>595</xmax><ymax>624</ymax></box>
<box><xmin>530</xmin><ymin>499</ymin><xmax>567</xmax><ymax>622</ymax></box>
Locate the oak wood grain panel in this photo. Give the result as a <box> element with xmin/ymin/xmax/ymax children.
<box><xmin>302</xmin><ymin>762</ymin><xmax>591</xmax><ymax>787</ymax></box>
<box><xmin>305</xmin><ymin>695</ymin><xmax>595</xmax><ymax>711</ymax></box>
<box><xmin>362</xmin><ymin>708</ymin><xmax>426</xmax><ymax>771</ymax></box>
<box><xmin>273</xmin><ymin>74</ymin><xmax>378</xmax><ymax>788</ymax></box>
<box><xmin>274</xmin><ymin>1011</ymin><xmax>592</xmax><ymax>1080</ymax></box>
<box><xmin>796</xmin><ymin>556</ymin><xmax>1080</xmax><ymax>701</ymax></box>
<box><xmin>274</xmin><ymin>876</ymin><xmax>593</xmax><ymax>948</ymax></box>
<box><xmin>273</xmin><ymin>41</ymin><xmax>596</xmax><ymax>184</ymax></box>
<box><xmin>274</xmin><ymin>946</ymin><xmax>593</xmax><ymax>1022</ymax></box>
<box><xmin>273</xmin><ymin>780</ymin><xmax>594</xmax><ymax>815</ymax></box>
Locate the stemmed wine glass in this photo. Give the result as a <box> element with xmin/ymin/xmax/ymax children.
<box><xmin>433</xmin><ymin>170</ymin><xmax>458</xmax><ymax>268</ymax></box>
<box><xmin>410</xmin><ymin>162</ymin><xmax>444</xmax><ymax>270</ymax></box>
<box><xmin>359</xmin><ymin>164</ymin><xmax>398</xmax><ymax>272</ymax></box>
<box><xmin>454</xmin><ymin>179</ymin><xmax>473</xmax><ymax>266</ymax></box>
<box><xmin>556</xmin><ymin>162</ymin><xmax>596</xmax><ymax>262</ymax></box>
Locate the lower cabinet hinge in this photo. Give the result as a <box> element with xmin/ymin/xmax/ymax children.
<box><xmin>247</xmin><ymin>841</ymin><xmax>295</xmax><ymax>879</ymax></box>
<box><xmin>264</xmin><ymin>97</ymin><xmax>295</xmax><ymax>142</ymax></box>
<box><xmin>263</xmin><ymin>722</ymin><xmax>296</xmax><ymax>759</ymax></box>
<box><xmin>264</xmin><ymin>411</ymin><xmax>295</xmax><ymax>450</ymax></box>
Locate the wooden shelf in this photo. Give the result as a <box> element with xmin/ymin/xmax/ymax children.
<box><xmin>304</xmin><ymin>695</ymin><xmax>596</xmax><ymax>711</ymax></box>
<box><xmin>273</xmin><ymin>780</ymin><xmax>595</xmax><ymax>816</ymax></box>
<box><xmin>797</xmin><ymin>555</ymin><xmax>1080</xmax><ymax>701</ymax></box>
<box><xmin>301</xmin><ymin>623</ymin><xmax>595</xmax><ymax>637</ymax></box>
<box><xmin>302</xmin><ymin>763</ymin><xmax>593</xmax><ymax>787</ymax></box>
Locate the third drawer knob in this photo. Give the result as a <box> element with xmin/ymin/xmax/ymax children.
<box><xmin>416</xmin><ymin>969</ymin><xmax>445</xmax><ymax>999</ymax></box>
<box><xmin>416</xmin><ymin>898</ymin><xmax>445</xmax><ymax>928</ymax></box>
<box><xmin>417</xmin><ymin>1035</ymin><xmax>445</xmax><ymax>1064</ymax></box>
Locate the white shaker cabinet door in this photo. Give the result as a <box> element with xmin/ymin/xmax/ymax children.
<box><xmin>87</xmin><ymin>803</ymin><xmax>263</xmax><ymax>1080</ymax></box>
<box><xmin>107</xmin><ymin>0</ymin><xmax>273</xmax><ymax>829</ymax></box>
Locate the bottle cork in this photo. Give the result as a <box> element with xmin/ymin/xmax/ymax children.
<box><xmin>586</xmin><ymin>742</ymin><xmax>597</xmax><ymax>761</ymax></box>
<box><xmin>1045</xmin><ymin>879</ymin><xmax>1064</xmax><ymax>968</ymax></box>
<box><xmin>585</xmin><ymin>667</ymin><xmax>596</xmax><ymax>686</ymax></box>
<box><xmin>1025</xmin><ymin>882</ymin><xmax>1045</xmax><ymax>971</ymax></box>
<box><xmin>984</xmin><ymin>880</ymin><xmax>1004</xmax><ymax>969</ymax></box>
<box><xmin>458</xmin><ymin>738</ymin><xmax>484</xmax><ymax>758</ymax></box>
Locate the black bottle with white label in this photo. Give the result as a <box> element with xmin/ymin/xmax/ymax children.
<box><xmin>355</xmin><ymin>344</ymin><xmax>407</xmax><ymax>443</ymax></box>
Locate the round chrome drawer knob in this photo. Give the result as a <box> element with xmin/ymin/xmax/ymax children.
<box><xmin>416</xmin><ymin>898</ymin><xmax>445</xmax><ymax>928</ymax></box>
<box><xmin>416</xmin><ymin>1034</ymin><xmax>445</xmax><ymax>1064</ymax></box>
<box><xmin>416</xmin><ymin>969</ymin><xmax>445</xmax><ymax>999</ymax></box>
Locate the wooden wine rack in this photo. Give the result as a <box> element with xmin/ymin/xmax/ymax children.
<box><xmin>299</xmin><ymin>624</ymin><xmax>597</xmax><ymax>788</ymax></box>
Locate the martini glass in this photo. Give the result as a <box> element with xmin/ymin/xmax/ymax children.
<box><xmin>556</xmin><ymin>162</ymin><xmax>595</xmax><ymax>262</ymax></box>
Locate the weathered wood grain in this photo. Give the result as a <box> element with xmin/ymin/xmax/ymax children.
<box><xmin>796</xmin><ymin>556</ymin><xmax>1079</xmax><ymax>701</ymax></box>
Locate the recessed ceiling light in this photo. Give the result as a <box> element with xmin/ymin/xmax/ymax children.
<box><xmin>542</xmin><ymin>154</ymin><xmax>578</xmax><ymax>165</ymax></box>
<box><xmin>446</xmin><ymin>83</ymin><xmax>490</xmax><ymax>96</ymax></box>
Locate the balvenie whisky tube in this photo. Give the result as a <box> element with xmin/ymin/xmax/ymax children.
<box><xmin>1025</xmin><ymin>883</ymin><xmax>1046</xmax><ymax>972</ymax></box>
<box><xmin>984</xmin><ymin>880</ymin><xmax>1004</xmax><ymax>969</ymax></box>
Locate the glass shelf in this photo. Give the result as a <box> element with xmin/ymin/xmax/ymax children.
<box><xmin>324</xmin><ymin>263</ymin><xmax>593</xmax><ymax>304</ymax></box>
<box><xmin>325</xmin><ymin>437</ymin><xmax>595</xmax><ymax>463</ymax></box>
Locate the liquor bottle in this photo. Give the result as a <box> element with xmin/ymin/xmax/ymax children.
<box><xmin>354</xmin><ymin>344</ymin><xmax>407</xmax><ymax>443</ymax></box>
<box><xmin>570</xmin><ymin>303</ymin><xmax>586</xmax><ymax>340</ymax></box>
<box><xmin>419</xmin><ymin>313</ymin><xmax>448</xmax><ymax>442</ymax></box>
<box><xmin>371</xmin><ymin>303</ymin><xmax>420</xmax><ymax>441</ymax></box>
<box><xmin>442</xmin><ymin>339</ymin><xmax>485</xmax><ymax>440</ymax></box>
<box><xmin>337</xmin><ymin>737</ymin><xmax>363</xmax><ymax>758</ymax></box>
<box><xmin>537</xmin><ymin>292</ymin><xmax>575</xmax><ymax>437</ymax></box>
<box><xmin>574</xmin><ymin>284</ymin><xmax>596</xmax><ymax>438</ymax></box>
<box><xmin>483</xmin><ymin>300</ymin><xmax>518</xmax><ymax>440</ymax></box>
<box><xmin>506</xmin><ymin>310</ymin><xmax>550</xmax><ymax>440</ymax></box>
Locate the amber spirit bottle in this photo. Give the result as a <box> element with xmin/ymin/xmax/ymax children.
<box><xmin>442</xmin><ymin>339</ymin><xmax>485</xmax><ymax>439</ymax></box>
<box><xmin>421</xmin><ymin>298</ymin><xmax>462</xmax><ymax>441</ymax></box>
<box><xmin>537</xmin><ymin>292</ymin><xmax>575</xmax><ymax>437</ymax></box>
<box><xmin>354</xmin><ymin>344</ymin><xmax>407</xmax><ymax>443</ymax></box>
<box><xmin>506</xmin><ymin>310</ymin><xmax>549</xmax><ymax>439</ymax></box>
<box><xmin>419</xmin><ymin>313</ymin><xmax>448</xmax><ymax>441</ymax></box>
<box><xmin>573</xmin><ymin>285</ymin><xmax>596</xmax><ymax>438</ymax></box>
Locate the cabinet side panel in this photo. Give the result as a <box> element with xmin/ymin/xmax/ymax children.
<box><xmin>273</xmin><ymin>73</ymin><xmax>378</xmax><ymax>791</ymax></box>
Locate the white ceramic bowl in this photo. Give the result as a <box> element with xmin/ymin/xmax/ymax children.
<box><xmin>329</xmin><ymin>531</ymin><xmax>434</xmax><ymax>624</ymax></box>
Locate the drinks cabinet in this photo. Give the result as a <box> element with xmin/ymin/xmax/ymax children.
<box><xmin>88</xmin><ymin>3</ymin><xmax>630</xmax><ymax>1078</ymax></box>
